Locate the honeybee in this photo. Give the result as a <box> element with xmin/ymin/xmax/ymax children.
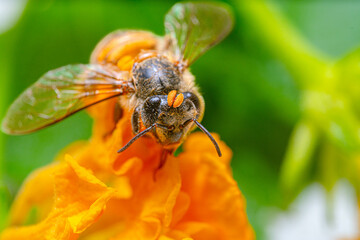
<box><xmin>2</xmin><ymin>2</ymin><xmax>233</xmax><ymax>168</ymax></box>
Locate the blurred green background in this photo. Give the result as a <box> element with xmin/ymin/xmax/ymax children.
<box><xmin>2</xmin><ymin>0</ymin><xmax>360</xmax><ymax>239</ymax></box>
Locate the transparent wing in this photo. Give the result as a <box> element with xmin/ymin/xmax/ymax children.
<box><xmin>164</xmin><ymin>2</ymin><xmax>234</xmax><ymax>67</ymax></box>
<box><xmin>2</xmin><ymin>64</ymin><xmax>134</xmax><ymax>134</ymax></box>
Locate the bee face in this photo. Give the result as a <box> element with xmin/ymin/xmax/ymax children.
<box><xmin>140</xmin><ymin>92</ymin><xmax>201</xmax><ymax>146</ymax></box>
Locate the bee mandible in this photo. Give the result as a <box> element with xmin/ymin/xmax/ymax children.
<box><xmin>2</xmin><ymin>2</ymin><xmax>234</xmax><ymax>167</ymax></box>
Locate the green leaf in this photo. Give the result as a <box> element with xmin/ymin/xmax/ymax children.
<box><xmin>280</xmin><ymin>119</ymin><xmax>318</xmax><ymax>194</ymax></box>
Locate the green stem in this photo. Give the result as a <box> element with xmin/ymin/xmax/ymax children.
<box><xmin>280</xmin><ymin>119</ymin><xmax>318</xmax><ymax>193</ymax></box>
<box><xmin>233</xmin><ymin>0</ymin><xmax>331</xmax><ymax>88</ymax></box>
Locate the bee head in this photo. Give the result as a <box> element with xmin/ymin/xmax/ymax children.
<box><xmin>118</xmin><ymin>90</ymin><xmax>221</xmax><ymax>157</ymax></box>
<box><xmin>141</xmin><ymin>91</ymin><xmax>201</xmax><ymax>146</ymax></box>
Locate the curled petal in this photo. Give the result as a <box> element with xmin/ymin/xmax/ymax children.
<box><xmin>1</xmin><ymin>155</ymin><xmax>131</xmax><ymax>239</ymax></box>
<box><xmin>7</xmin><ymin>163</ymin><xmax>60</xmax><ymax>225</ymax></box>
<box><xmin>182</xmin><ymin>132</ymin><xmax>232</xmax><ymax>166</ymax></box>
<box><xmin>176</xmin><ymin>133</ymin><xmax>254</xmax><ymax>239</ymax></box>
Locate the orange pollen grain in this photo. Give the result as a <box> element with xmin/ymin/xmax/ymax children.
<box><xmin>167</xmin><ymin>90</ymin><xmax>177</xmax><ymax>107</ymax></box>
<box><xmin>173</xmin><ymin>93</ymin><xmax>184</xmax><ymax>108</ymax></box>
<box><xmin>167</xmin><ymin>90</ymin><xmax>184</xmax><ymax>108</ymax></box>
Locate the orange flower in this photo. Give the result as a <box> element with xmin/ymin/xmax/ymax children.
<box><xmin>1</xmin><ymin>100</ymin><xmax>254</xmax><ymax>240</ymax></box>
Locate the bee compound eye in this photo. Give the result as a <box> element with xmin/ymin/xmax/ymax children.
<box><xmin>182</xmin><ymin>92</ymin><xmax>200</xmax><ymax>110</ymax></box>
<box><xmin>143</xmin><ymin>96</ymin><xmax>162</xmax><ymax>126</ymax></box>
<box><xmin>144</xmin><ymin>96</ymin><xmax>161</xmax><ymax>110</ymax></box>
<box><xmin>184</xmin><ymin>101</ymin><xmax>193</xmax><ymax>111</ymax></box>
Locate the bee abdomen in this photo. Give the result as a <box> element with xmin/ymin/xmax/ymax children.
<box><xmin>90</xmin><ymin>30</ymin><xmax>158</xmax><ymax>71</ymax></box>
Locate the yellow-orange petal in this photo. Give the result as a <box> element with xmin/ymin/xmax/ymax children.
<box><xmin>113</xmin><ymin>157</ymin><xmax>143</xmax><ymax>176</ymax></box>
<box><xmin>68</xmin><ymin>190</ymin><xmax>115</xmax><ymax>233</ymax></box>
<box><xmin>91</xmin><ymin>154</ymin><xmax>181</xmax><ymax>240</ymax></box>
<box><xmin>170</xmin><ymin>191</ymin><xmax>190</xmax><ymax>227</ymax></box>
<box><xmin>1</xmin><ymin>155</ymin><xmax>131</xmax><ymax>240</ymax></box>
<box><xmin>158</xmin><ymin>235</ymin><xmax>194</xmax><ymax>240</ymax></box>
<box><xmin>86</xmin><ymin>98</ymin><xmax>118</xmax><ymax>140</ymax></box>
<box><xmin>0</xmin><ymin>215</ymin><xmax>78</xmax><ymax>240</ymax></box>
<box><xmin>175</xmin><ymin>138</ymin><xmax>254</xmax><ymax>239</ymax></box>
<box><xmin>182</xmin><ymin>132</ymin><xmax>232</xmax><ymax>166</ymax></box>
<box><xmin>139</xmin><ymin>155</ymin><xmax>181</xmax><ymax>228</ymax></box>
<box><xmin>176</xmin><ymin>221</ymin><xmax>218</xmax><ymax>240</ymax></box>
<box><xmin>158</xmin><ymin>236</ymin><xmax>174</xmax><ymax>240</ymax></box>
<box><xmin>8</xmin><ymin>163</ymin><xmax>61</xmax><ymax>225</ymax></box>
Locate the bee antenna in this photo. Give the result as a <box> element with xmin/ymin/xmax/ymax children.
<box><xmin>117</xmin><ymin>124</ymin><xmax>156</xmax><ymax>153</ymax></box>
<box><xmin>192</xmin><ymin>119</ymin><xmax>222</xmax><ymax>157</ymax></box>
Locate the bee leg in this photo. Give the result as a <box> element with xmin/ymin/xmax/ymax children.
<box><xmin>102</xmin><ymin>102</ymin><xmax>123</xmax><ymax>139</ymax></box>
<box><xmin>113</xmin><ymin>102</ymin><xmax>123</xmax><ymax>124</ymax></box>
<box><xmin>131</xmin><ymin>107</ymin><xmax>141</xmax><ymax>134</ymax></box>
<box><xmin>158</xmin><ymin>149</ymin><xmax>172</xmax><ymax>169</ymax></box>
<box><xmin>153</xmin><ymin>149</ymin><xmax>173</xmax><ymax>181</ymax></box>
